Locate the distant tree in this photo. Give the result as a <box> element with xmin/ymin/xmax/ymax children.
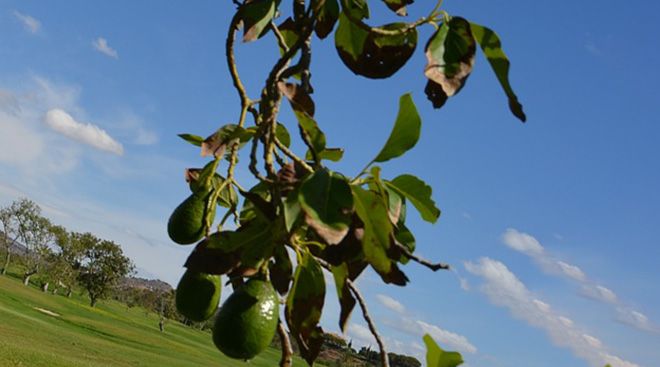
<box><xmin>76</xmin><ymin>235</ymin><xmax>134</xmax><ymax>307</ymax></box>
<box><xmin>53</xmin><ymin>230</ymin><xmax>87</xmax><ymax>297</ymax></box>
<box><xmin>10</xmin><ymin>198</ymin><xmax>54</xmax><ymax>285</ymax></box>
<box><xmin>0</xmin><ymin>202</ymin><xmax>20</xmax><ymax>275</ymax></box>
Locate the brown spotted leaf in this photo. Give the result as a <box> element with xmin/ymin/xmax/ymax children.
<box><xmin>240</xmin><ymin>0</ymin><xmax>278</xmax><ymax>43</ymax></box>
<box><xmin>424</xmin><ymin>17</ymin><xmax>476</xmax><ymax>108</ymax></box>
<box><xmin>336</xmin><ymin>17</ymin><xmax>418</xmax><ymax>79</ymax></box>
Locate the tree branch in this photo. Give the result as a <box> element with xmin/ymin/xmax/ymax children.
<box><xmin>393</xmin><ymin>242</ymin><xmax>450</xmax><ymax>271</ymax></box>
<box><xmin>277</xmin><ymin>320</ymin><xmax>293</xmax><ymax>367</ymax></box>
<box><xmin>347</xmin><ymin>279</ymin><xmax>390</xmax><ymax>367</ymax></box>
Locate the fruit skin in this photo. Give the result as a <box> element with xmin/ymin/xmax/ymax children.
<box><xmin>212</xmin><ymin>279</ymin><xmax>279</xmax><ymax>360</ymax></box>
<box><xmin>175</xmin><ymin>270</ymin><xmax>222</xmax><ymax>322</ymax></box>
<box><xmin>168</xmin><ymin>192</ymin><xmax>214</xmax><ymax>245</ymax></box>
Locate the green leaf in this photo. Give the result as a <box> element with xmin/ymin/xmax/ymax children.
<box><xmin>335</xmin><ymin>12</ymin><xmax>369</xmax><ymax>62</ymax></box>
<box><xmin>424</xmin><ymin>334</ymin><xmax>464</xmax><ymax>367</ymax></box>
<box><xmin>331</xmin><ymin>263</ymin><xmax>356</xmax><ymax>332</ymax></box>
<box><xmin>381</xmin><ymin>0</ymin><xmax>414</xmax><ymax>16</ymax></box>
<box><xmin>424</xmin><ymin>17</ymin><xmax>476</xmax><ymax>109</ymax></box>
<box><xmin>306</xmin><ymin>147</ymin><xmax>344</xmax><ymax>162</ymax></box>
<box><xmin>351</xmin><ymin>186</ymin><xmax>392</xmax><ymax>274</ymax></box>
<box><xmin>205</xmin><ymin>219</ymin><xmax>273</xmax><ymax>253</ymax></box>
<box><xmin>470</xmin><ymin>22</ymin><xmax>526</xmax><ymax>122</ymax></box>
<box><xmin>299</xmin><ymin>168</ymin><xmax>354</xmax><ymax>245</ymax></box>
<box><xmin>283</xmin><ymin>188</ymin><xmax>301</xmax><ymax>233</ymax></box>
<box><xmin>352</xmin><ymin>186</ymin><xmax>409</xmax><ymax>285</ymax></box>
<box><xmin>385</xmin><ymin>174</ymin><xmax>440</xmax><ymax>223</ymax></box>
<box><xmin>178</xmin><ymin>133</ymin><xmax>204</xmax><ymax>147</ymax></box>
<box><xmin>240</xmin><ymin>0</ymin><xmax>278</xmax><ymax>43</ymax></box>
<box><xmin>286</xmin><ymin>250</ymin><xmax>326</xmax><ymax>365</ymax></box>
<box><xmin>276</xmin><ymin>123</ymin><xmax>291</xmax><ymax>148</ymax></box>
<box><xmin>314</xmin><ymin>0</ymin><xmax>340</xmax><ymax>39</ymax></box>
<box><xmin>394</xmin><ymin>223</ymin><xmax>415</xmax><ymax>264</ymax></box>
<box><xmin>373</xmin><ymin>93</ymin><xmax>421</xmax><ymax>163</ymax></box>
<box><xmin>277</xmin><ymin>18</ymin><xmax>299</xmax><ymax>55</ymax></box>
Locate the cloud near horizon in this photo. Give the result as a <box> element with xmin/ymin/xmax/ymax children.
<box><xmin>465</xmin><ymin>257</ymin><xmax>640</xmax><ymax>367</ymax></box>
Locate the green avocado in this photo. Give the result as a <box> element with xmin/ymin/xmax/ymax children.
<box><xmin>167</xmin><ymin>192</ymin><xmax>214</xmax><ymax>245</ymax></box>
<box><xmin>175</xmin><ymin>270</ymin><xmax>221</xmax><ymax>322</ymax></box>
<box><xmin>212</xmin><ymin>279</ymin><xmax>279</xmax><ymax>360</ymax></box>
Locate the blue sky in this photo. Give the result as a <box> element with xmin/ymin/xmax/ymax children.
<box><xmin>1</xmin><ymin>1</ymin><xmax>659</xmax><ymax>366</ymax></box>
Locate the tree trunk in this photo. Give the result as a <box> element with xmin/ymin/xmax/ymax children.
<box><xmin>90</xmin><ymin>296</ymin><xmax>97</xmax><ymax>307</ymax></box>
<box><xmin>1</xmin><ymin>249</ymin><xmax>9</xmax><ymax>275</ymax></box>
<box><xmin>66</xmin><ymin>289</ymin><xmax>72</xmax><ymax>298</ymax></box>
<box><xmin>41</xmin><ymin>282</ymin><xmax>49</xmax><ymax>292</ymax></box>
<box><xmin>23</xmin><ymin>274</ymin><xmax>31</xmax><ymax>286</ymax></box>
<box><xmin>52</xmin><ymin>287</ymin><xmax>58</xmax><ymax>295</ymax></box>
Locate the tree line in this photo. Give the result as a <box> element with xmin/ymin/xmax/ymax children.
<box><xmin>0</xmin><ymin>198</ymin><xmax>134</xmax><ymax>307</ymax></box>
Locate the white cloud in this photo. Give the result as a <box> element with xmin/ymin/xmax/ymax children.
<box><xmin>617</xmin><ymin>309</ymin><xmax>659</xmax><ymax>334</ymax></box>
<box><xmin>417</xmin><ymin>321</ymin><xmax>477</xmax><ymax>354</ymax></box>
<box><xmin>581</xmin><ymin>285</ymin><xmax>618</xmax><ymax>304</ymax></box>
<box><xmin>502</xmin><ymin>228</ymin><xmax>545</xmax><ymax>256</ymax></box>
<box><xmin>376</xmin><ymin>294</ymin><xmax>406</xmax><ymax>314</ymax></box>
<box><xmin>557</xmin><ymin>261</ymin><xmax>587</xmax><ymax>282</ymax></box>
<box><xmin>465</xmin><ymin>258</ymin><xmax>639</xmax><ymax>367</ymax></box>
<box><xmin>14</xmin><ymin>11</ymin><xmax>41</xmax><ymax>34</ymax></box>
<box><xmin>502</xmin><ymin>228</ymin><xmax>658</xmax><ymax>334</ymax></box>
<box><xmin>45</xmin><ymin>109</ymin><xmax>124</xmax><ymax>155</ymax></box>
<box><xmin>92</xmin><ymin>37</ymin><xmax>119</xmax><ymax>59</ymax></box>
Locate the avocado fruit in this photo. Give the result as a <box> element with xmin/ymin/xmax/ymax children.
<box><xmin>175</xmin><ymin>270</ymin><xmax>221</xmax><ymax>322</ymax></box>
<box><xmin>212</xmin><ymin>279</ymin><xmax>279</xmax><ymax>360</ymax></box>
<box><xmin>168</xmin><ymin>192</ymin><xmax>214</xmax><ymax>245</ymax></box>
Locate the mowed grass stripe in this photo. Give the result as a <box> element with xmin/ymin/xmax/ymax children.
<box><xmin>0</xmin><ymin>274</ymin><xmax>318</xmax><ymax>367</ymax></box>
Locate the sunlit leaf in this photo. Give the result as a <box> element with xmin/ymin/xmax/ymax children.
<box><xmin>470</xmin><ymin>22</ymin><xmax>526</xmax><ymax>122</ymax></box>
<box><xmin>373</xmin><ymin>93</ymin><xmax>421</xmax><ymax>163</ymax></box>
<box><xmin>178</xmin><ymin>133</ymin><xmax>204</xmax><ymax>147</ymax></box>
<box><xmin>424</xmin><ymin>334</ymin><xmax>464</xmax><ymax>367</ymax></box>
<box><xmin>385</xmin><ymin>174</ymin><xmax>440</xmax><ymax>223</ymax></box>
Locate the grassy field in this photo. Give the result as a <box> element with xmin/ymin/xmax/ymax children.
<box><xmin>0</xmin><ymin>272</ymin><xmax>314</xmax><ymax>367</ymax></box>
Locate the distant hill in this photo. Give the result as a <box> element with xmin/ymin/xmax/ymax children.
<box><xmin>119</xmin><ymin>276</ymin><xmax>173</xmax><ymax>293</ymax></box>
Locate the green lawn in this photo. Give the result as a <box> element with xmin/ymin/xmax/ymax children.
<box><xmin>0</xmin><ymin>273</ymin><xmax>313</xmax><ymax>367</ymax></box>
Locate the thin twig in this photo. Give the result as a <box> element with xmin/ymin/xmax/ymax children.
<box><xmin>312</xmin><ymin>256</ymin><xmax>389</xmax><ymax>367</ymax></box>
<box><xmin>274</xmin><ymin>138</ymin><xmax>313</xmax><ymax>173</ymax></box>
<box><xmin>347</xmin><ymin>279</ymin><xmax>390</xmax><ymax>367</ymax></box>
<box><xmin>277</xmin><ymin>320</ymin><xmax>293</xmax><ymax>367</ymax></box>
<box><xmin>393</xmin><ymin>241</ymin><xmax>450</xmax><ymax>271</ymax></box>
<box><xmin>270</xmin><ymin>22</ymin><xmax>289</xmax><ymax>53</ymax></box>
